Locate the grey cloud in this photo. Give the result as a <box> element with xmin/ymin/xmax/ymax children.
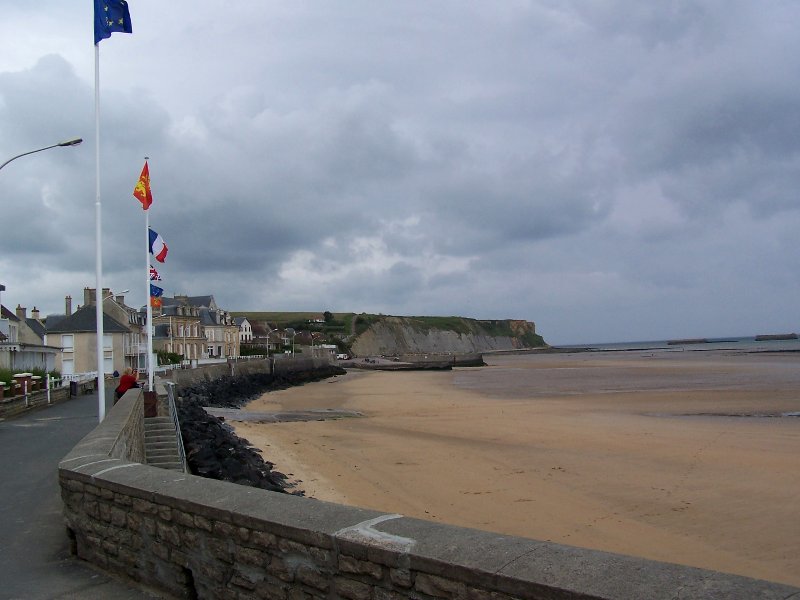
<box><xmin>3</xmin><ymin>3</ymin><xmax>800</xmax><ymax>344</ymax></box>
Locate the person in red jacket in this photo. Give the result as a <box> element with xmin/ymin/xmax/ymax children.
<box><xmin>114</xmin><ymin>367</ymin><xmax>139</xmax><ymax>403</ymax></box>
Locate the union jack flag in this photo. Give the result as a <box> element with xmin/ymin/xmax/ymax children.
<box><xmin>149</xmin><ymin>265</ymin><xmax>161</xmax><ymax>281</ymax></box>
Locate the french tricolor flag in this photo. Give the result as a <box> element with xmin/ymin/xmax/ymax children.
<box><xmin>148</xmin><ymin>228</ymin><xmax>168</xmax><ymax>263</ymax></box>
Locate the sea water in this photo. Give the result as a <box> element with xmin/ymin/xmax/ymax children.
<box><xmin>557</xmin><ymin>336</ymin><xmax>800</xmax><ymax>354</ymax></box>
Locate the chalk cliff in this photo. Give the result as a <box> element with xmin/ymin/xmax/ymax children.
<box><xmin>350</xmin><ymin>315</ymin><xmax>545</xmax><ymax>356</ymax></box>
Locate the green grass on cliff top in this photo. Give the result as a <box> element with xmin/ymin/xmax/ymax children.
<box><xmin>231</xmin><ymin>312</ymin><xmax>544</xmax><ymax>346</ymax></box>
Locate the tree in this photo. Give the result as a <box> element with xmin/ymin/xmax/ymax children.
<box><xmin>323</xmin><ymin>311</ymin><xmax>334</xmax><ymax>323</ymax></box>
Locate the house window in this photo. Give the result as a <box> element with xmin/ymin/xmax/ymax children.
<box><xmin>62</xmin><ymin>334</ymin><xmax>74</xmax><ymax>351</ymax></box>
<box><xmin>62</xmin><ymin>358</ymin><xmax>74</xmax><ymax>375</ymax></box>
<box><xmin>103</xmin><ymin>334</ymin><xmax>112</xmax><ymax>350</ymax></box>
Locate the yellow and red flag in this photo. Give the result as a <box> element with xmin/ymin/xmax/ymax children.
<box><xmin>150</xmin><ymin>296</ymin><xmax>162</xmax><ymax>309</ymax></box>
<box><xmin>133</xmin><ymin>161</ymin><xmax>153</xmax><ymax>210</ymax></box>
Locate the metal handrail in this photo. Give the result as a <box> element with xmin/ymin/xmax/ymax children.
<box><xmin>163</xmin><ymin>382</ymin><xmax>187</xmax><ymax>473</ymax></box>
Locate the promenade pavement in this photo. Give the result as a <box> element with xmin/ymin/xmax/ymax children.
<box><xmin>0</xmin><ymin>388</ymin><xmax>161</xmax><ymax>599</ymax></box>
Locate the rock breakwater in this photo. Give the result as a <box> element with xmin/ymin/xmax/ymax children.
<box><xmin>176</xmin><ymin>364</ymin><xmax>345</xmax><ymax>493</ymax></box>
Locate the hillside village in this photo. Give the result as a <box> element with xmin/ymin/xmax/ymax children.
<box><xmin>0</xmin><ymin>285</ymin><xmax>340</xmax><ymax>385</ymax></box>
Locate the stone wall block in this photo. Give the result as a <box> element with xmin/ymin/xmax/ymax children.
<box><xmin>157</xmin><ymin>521</ymin><xmax>182</xmax><ymax>546</ymax></box>
<box><xmin>278</xmin><ymin>538</ymin><xmax>312</xmax><ymax>558</ymax></box>
<box><xmin>308</xmin><ymin>546</ymin><xmax>331</xmax><ymax>565</ymax></box>
<box><xmin>65</xmin><ymin>479</ymin><xmax>85</xmax><ymax>492</ymax></box>
<box><xmin>214</xmin><ymin>520</ymin><xmax>236</xmax><ymax>538</ymax></box>
<box><xmin>231</xmin><ymin>564</ymin><xmax>265</xmax><ymax>591</ymax></box>
<box><xmin>126</xmin><ymin>512</ymin><xmax>142</xmax><ymax>531</ymax></box>
<box><xmin>142</xmin><ymin>516</ymin><xmax>157</xmax><ymax>536</ymax></box>
<box><xmin>415</xmin><ymin>573</ymin><xmax>465</xmax><ymax>599</ymax></box>
<box><xmin>235</xmin><ymin>545</ymin><xmax>270</xmax><ymax>567</ymax></box>
<box><xmin>338</xmin><ymin>555</ymin><xmax>383</xmax><ymax>581</ymax></box>
<box><xmin>295</xmin><ymin>564</ymin><xmax>331</xmax><ymax>592</ymax></box>
<box><xmin>98</xmin><ymin>502</ymin><xmax>112</xmax><ymax>522</ymax></box>
<box><xmin>133</xmin><ymin>497</ymin><xmax>158</xmax><ymax>514</ymax></box>
<box><xmin>113</xmin><ymin>492</ymin><xmax>133</xmax><ymax>506</ymax></box>
<box><xmin>207</xmin><ymin>537</ymin><xmax>234</xmax><ymax>564</ymax></box>
<box><xmin>287</xmin><ymin>587</ymin><xmax>314</xmax><ymax>600</ymax></box>
<box><xmin>152</xmin><ymin>541</ymin><xmax>170</xmax><ymax>561</ymax></box>
<box><xmin>101</xmin><ymin>539</ymin><xmax>119</xmax><ymax>556</ymax></box>
<box><xmin>158</xmin><ymin>505</ymin><xmax>172</xmax><ymax>521</ymax></box>
<box><xmin>250</xmin><ymin>530</ymin><xmax>278</xmax><ymax>550</ymax></box>
<box><xmin>100</xmin><ymin>487</ymin><xmax>114</xmax><ymax>500</ymax></box>
<box><xmin>389</xmin><ymin>568</ymin><xmax>413</xmax><ymax>588</ymax></box>
<box><xmin>117</xmin><ymin>547</ymin><xmax>140</xmax><ymax>568</ymax></box>
<box><xmin>183</xmin><ymin>527</ymin><xmax>201</xmax><ymax>546</ymax></box>
<box><xmin>195</xmin><ymin>514</ymin><xmax>214</xmax><ymax>532</ymax></box>
<box><xmin>170</xmin><ymin>548</ymin><xmax>190</xmax><ymax>568</ymax></box>
<box><xmin>333</xmin><ymin>576</ymin><xmax>373</xmax><ymax>600</ymax></box>
<box><xmin>268</xmin><ymin>557</ymin><xmax>296</xmax><ymax>583</ymax></box>
<box><xmin>85</xmin><ymin>499</ymin><xmax>99</xmax><ymax>519</ymax></box>
<box><xmin>255</xmin><ymin>578</ymin><xmax>288</xmax><ymax>600</ymax></box>
<box><xmin>84</xmin><ymin>483</ymin><xmax>100</xmax><ymax>497</ymax></box>
<box><xmin>173</xmin><ymin>509</ymin><xmax>196</xmax><ymax>528</ymax></box>
<box><xmin>197</xmin><ymin>560</ymin><xmax>227</xmax><ymax>584</ymax></box>
<box><xmin>110</xmin><ymin>506</ymin><xmax>128</xmax><ymax>527</ymax></box>
<box><xmin>374</xmin><ymin>588</ymin><xmax>409</xmax><ymax>600</ymax></box>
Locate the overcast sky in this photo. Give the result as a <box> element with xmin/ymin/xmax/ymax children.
<box><xmin>1</xmin><ymin>1</ymin><xmax>799</xmax><ymax>345</ymax></box>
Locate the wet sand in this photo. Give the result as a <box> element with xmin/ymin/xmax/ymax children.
<box><xmin>232</xmin><ymin>351</ymin><xmax>800</xmax><ymax>586</ymax></box>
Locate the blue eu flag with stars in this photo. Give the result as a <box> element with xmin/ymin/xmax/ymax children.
<box><xmin>94</xmin><ymin>0</ymin><xmax>132</xmax><ymax>45</ymax></box>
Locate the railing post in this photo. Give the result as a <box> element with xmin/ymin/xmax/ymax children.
<box><xmin>46</xmin><ymin>374</ymin><xmax>51</xmax><ymax>404</ymax></box>
<box><xmin>24</xmin><ymin>380</ymin><xmax>28</xmax><ymax>407</ymax></box>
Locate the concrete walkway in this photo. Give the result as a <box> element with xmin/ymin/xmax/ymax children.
<box><xmin>0</xmin><ymin>389</ymin><xmax>161</xmax><ymax>599</ymax></box>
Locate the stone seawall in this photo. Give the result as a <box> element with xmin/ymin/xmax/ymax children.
<box><xmin>59</xmin><ymin>361</ymin><xmax>800</xmax><ymax>600</ymax></box>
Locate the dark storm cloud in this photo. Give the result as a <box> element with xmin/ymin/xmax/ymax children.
<box><xmin>2</xmin><ymin>2</ymin><xmax>800</xmax><ymax>343</ymax></box>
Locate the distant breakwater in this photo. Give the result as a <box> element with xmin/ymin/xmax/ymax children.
<box><xmin>175</xmin><ymin>364</ymin><xmax>345</xmax><ymax>493</ymax></box>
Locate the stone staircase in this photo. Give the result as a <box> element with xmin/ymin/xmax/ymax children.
<box><xmin>144</xmin><ymin>417</ymin><xmax>185</xmax><ymax>471</ymax></box>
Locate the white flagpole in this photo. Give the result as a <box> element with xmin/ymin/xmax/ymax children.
<box><xmin>94</xmin><ymin>43</ymin><xmax>106</xmax><ymax>422</ymax></box>
<box><xmin>146</xmin><ymin>206</ymin><xmax>154</xmax><ymax>391</ymax></box>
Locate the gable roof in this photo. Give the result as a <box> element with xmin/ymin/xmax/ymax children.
<box><xmin>26</xmin><ymin>318</ymin><xmax>46</xmax><ymax>340</ymax></box>
<box><xmin>45</xmin><ymin>305</ymin><xmax>129</xmax><ymax>334</ymax></box>
<box><xmin>162</xmin><ymin>295</ymin><xmax>217</xmax><ymax>310</ymax></box>
<box><xmin>1</xmin><ymin>305</ymin><xmax>20</xmax><ymax>322</ymax></box>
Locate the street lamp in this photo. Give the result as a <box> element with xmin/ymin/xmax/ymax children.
<box><xmin>286</xmin><ymin>328</ymin><xmax>296</xmax><ymax>357</ymax></box>
<box><xmin>0</xmin><ymin>138</ymin><xmax>83</xmax><ymax>172</ymax></box>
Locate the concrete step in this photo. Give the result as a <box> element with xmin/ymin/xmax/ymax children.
<box><xmin>143</xmin><ymin>416</ymin><xmax>184</xmax><ymax>472</ymax></box>
<box><xmin>149</xmin><ymin>462</ymin><xmax>183</xmax><ymax>471</ymax></box>
<box><xmin>144</xmin><ymin>429</ymin><xmax>177</xmax><ymax>438</ymax></box>
<box><xmin>145</xmin><ymin>447</ymin><xmax>180</xmax><ymax>458</ymax></box>
<box><xmin>145</xmin><ymin>433</ymin><xmax>178</xmax><ymax>443</ymax></box>
<box><xmin>144</xmin><ymin>424</ymin><xmax>176</xmax><ymax>434</ymax></box>
<box><xmin>144</xmin><ymin>439</ymin><xmax>178</xmax><ymax>450</ymax></box>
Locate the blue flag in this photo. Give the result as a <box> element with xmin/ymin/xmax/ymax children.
<box><xmin>94</xmin><ymin>0</ymin><xmax>132</xmax><ymax>45</ymax></box>
<box><xmin>150</xmin><ymin>284</ymin><xmax>164</xmax><ymax>298</ymax></box>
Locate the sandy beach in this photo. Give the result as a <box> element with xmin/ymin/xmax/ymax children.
<box><xmin>232</xmin><ymin>351</ymin><xmax>800</xmax><ymax>587</ymax></box>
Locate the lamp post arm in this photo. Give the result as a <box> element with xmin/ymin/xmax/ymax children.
<box><xmin>0</xmin><ymin>138</ymin><xmax>83</xmax><ymax>172</ymax></box>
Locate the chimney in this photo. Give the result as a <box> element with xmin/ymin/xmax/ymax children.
<box><xmin>116</xmin><ymin>295</ymin><xmax>125</xmax><ymax>306</ymax></box>
<box><xmin>31</xmin><ymin>307</ymin><xmax>40</xmax><ymax>320</ymax></box>
<box><xmin>84</xmin><ymin>287</ymin><xmax>95</xmax><ymax>306</ymax></box>
<box><xmin>16</xmin><ymin>304</ymin><xmax>27</xmax><ymax>320</ymax></box>
<box><xmin>102</xmin><ymin>288</ymin><xmax>111</xmax><ymax>301</ymax></box>
<box><xmin>65</xmin><ymin>295</ymin><xmax>72</xmax><ymax>315</ymax></box>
